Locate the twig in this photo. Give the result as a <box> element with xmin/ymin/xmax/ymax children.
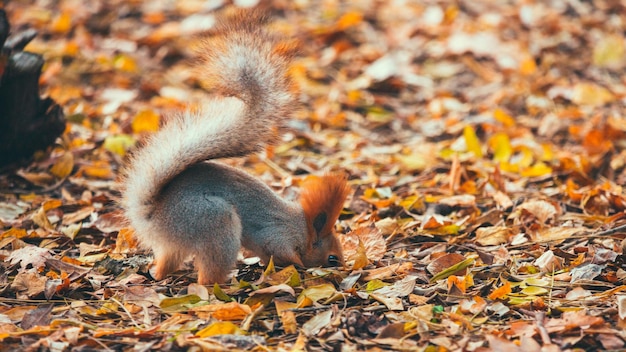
<box><xmin>110</xmin><ymin>297</ymin><xmax>140</xmax><ymax>329</ymax></box>
<box><xmin>595</xmin><ymin>223</ymin><xmax>626</xmax><ymax>237</ymax></box>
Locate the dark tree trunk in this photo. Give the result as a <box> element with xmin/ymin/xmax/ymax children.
<box><xmin>0</xmin><ymin>9</ymin><xmax>65</xmax><ymax>169</ymax></box>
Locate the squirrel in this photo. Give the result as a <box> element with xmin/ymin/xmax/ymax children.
<box><xmin>120</xmin><ymin>10</ymin><xmax>351</xmax><ymax>285</ymax></box>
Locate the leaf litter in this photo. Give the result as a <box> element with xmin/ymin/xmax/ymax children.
<box><xmin>1</xmin><ymin>0</ymin><xmax>626</xmax><ymax>351</ymax></box>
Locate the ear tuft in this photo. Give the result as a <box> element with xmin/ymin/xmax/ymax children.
<box><xmin>300</xmin><ymin>174</ymin><xmax>350</xmax><ymax>240</ymax></box>
<box><xmin>312</xmin><ymin>212</ymin><xmax>328</xmax><ymax>235</ymax></box>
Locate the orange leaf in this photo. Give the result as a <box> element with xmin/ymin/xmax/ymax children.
<box><xmin>50</xmin><ymin>12</ymin><xmax>72</xmax><ymax>34</ymax></box>
<box><xmin>336</xmin><ymin>12</ymin><xmax>363</xmax><ymax>30</ymax></box>
<box><xmin>131</xmin><ymin>109</ymin><xmax>160</xmax><ymax>133</ymax></box>
<box><xmin>493</xmin><ymin>108</ymin><xmax>515</xmax><ymax>127</ymax></box>
<box><xmin>488</xmin><ymin>280</ymin><xmax>511</xmax><ymax>300</ymax></box>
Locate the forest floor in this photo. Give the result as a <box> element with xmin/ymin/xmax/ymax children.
<box><xmin>1</xmin><ymin>0</ymin><xmax>626</xmax><ymax>351</ymax></box>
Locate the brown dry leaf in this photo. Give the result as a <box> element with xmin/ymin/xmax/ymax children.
<box><xmin>534</xmin><ymin>250</ymin><xmax>563</xmax><ymax>272</ymax></box>
<box><xmin>340</xmin><ymin>226</ymin><xmax>386</xmax><ymax>264</ymax></box>
<box><xmin>10</xmin><ymin>271</ymin><xmax>48</xmax><ymax>298</ymax></box>
<box><xmin>302</xmin><ymin>309</ymin><xmax>332</xmax><ymax>336</ymax></box>
<box><xmin>300</xmin><ymin>283</ymin><xmax>337</xmax><ymax>303</ymax></box>
<box><xmin>369</xmin><ymin>292</ymin><xmax>404</xmax><ymax>311</ymax></box>
<box><xmin>544</xmin><ymin>309</ymin><xmax>605</xmax><ymax>333</ymax></box>
<box><xmin>17</xmin><ymin>171</ymin><xmax>56</xmax><ymax>187</ymax></box>
<box><xmin>475</xmin><ymin>226</ymin><xmax>511</xmax><ymax>246</ymax></box>
<box><xmin>266</xmin><ymin>265</ymin><xmax>300</xmax><ymax>287</ymax></box>
<box><xmin>249</xmin><ymin>283</ymin><xmax>295</xmax><ymax>297</ymax></box>
<box><xmin>516</xmin><ymin>199</ymin><xmax>560</xmax><ymax>224</ymax></box>
<box><xmin>280</xmin><ymin>309</ymin><xmax>298</xmax><ymax>335</ymax></box>
<box><xmin>94</xmin><ymin>211</ymin><xmax>126</xmax><ymax>234</ymax></box>
<box><xmin>571</xmin><ymin>83</ymin><xmax>615</xmax><ymax>106</ymax></box>
<box><xmin>426</xmin><ymin>253</ymin><xmax>466</xmax><ymax>276</ymax></box>
<box><xmin>113</xmin><ymin>228</ymin><xmax>139</xmax><ymax>254</ymax></box>
<box><xmin>618</xmin><ymin>295</ymin><xmax>626</xmax><ymax>320</ymax></box>
<box><xmin>30</xmin><ymin>206</ymin><xmax>54</xmax><ymax>231</ymax></box>
<box><xmin>532</xmin><ymin>227</ymin><xmax>582</xmax><ymax>243</ymax></box>
<box><xmin>7</xmin><ymin>246</ymin><xmax>51</xmax><ymax>270</ymax></box>
<box><xmin>61</xmin><ymin>205</ymin><xmax>94</xmax><ymax>225</ymax></box>
<box><xmin>459</xmin><ymin>296</ymin><xmax>487</xmax><ymax>315</ymax></box>
<box><xmin>363</xmin><ymin>263</ymin><xmax>401</xmax><ymax>281</ymax></box>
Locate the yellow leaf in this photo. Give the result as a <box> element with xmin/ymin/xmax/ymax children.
<box><xmin>593</xmin><ymin>35</ymin><xmax>625</xmax><ymax>68</ymax></box>
<box><xmin>196</xmin><ymin>321</ymin><xmax>245</xmax><ymax>337</ymax></box>
<box><xmin>520</xmin><ymin>162</ymin><xmax>552</xmax><ymax>177</ymax></box>
<box><xmin>540</xmin><ymin>143</ymin><xmax>554</xmax><ymax>161</ymax></box>
<box><xmin>365</xmin><ymin>279</ymin><xmax>387</xmax><ymax>293</ymax></box>
<box><xmin>398</xmin><ymin>195</ymin><xmax>425</xmax><ymax>212</ymax></box>
<box><xmin>463</xmin><ymin>125</ymin><xmax>483</xmax><ymax>158</ymax></box>
<box><xmin>300</xmin><ymin>284</ymin><xmax>337</xmax><ymax>303</ymax></box>
<box><xmin>430</xmin><ymin>257</ymin><xmax>475</xmax><ymax>282</ymax></box>
<box><xmin>493</xmin><ymin>108</ymin><xmax>515</xmax><ymax>127</ymax></box>
<box><xmin>50</xmin><ymin>152</ymin><xmax>74</xmax><ymax>179</ymax></box>
<box><xmin>131</xmin><ymin>109</ymin><xmax>160</xmax><ymax>133</ymax></box>
<box><xmin>213</xmin><ymin>283</ymin><xmax>233</xmax><ymax>302</ymax></box>
<box><xmin>159</xmin><ymin>295</ymin><xmax>202</xmax><ymax>312</ymax></box>
<box><xmin>489</xmin><ymin>133</ymin><xmax>512</xmax><ymax>163</ymax></box>
<box><xmin>520</xmin><ymin>286</ymin><xmax>549</xmax><ymax>296</ymax></box>
<box><xmin>114</xmin><ymin>55</ymin><xmax>137</xmax><ymax>72</ymax></box>
<box><xmin>263</xmin><ymin>256</ymin><xmax>276</xmax><ymax>276</ymax></box>
<box><xmin>572</xmin><ymin>83</ymin><xmax>615</xmax><ymax>106</ymax></box>
<box><xmin>396</xmin><ymin>153</ymin><xmax>427</xmax><ymax>172</ymax></box>
<box><xmin>103</xmin><ymin>134</ymin><xmax>135</xmax><ymax>156</ymax></box>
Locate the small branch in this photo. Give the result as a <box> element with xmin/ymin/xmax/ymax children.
<box><xmin>595</xmin><ymin>223</ymin><xmax>626</xmax><ymax>237</ymax></box>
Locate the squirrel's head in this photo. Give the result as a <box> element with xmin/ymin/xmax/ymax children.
<box><xmin>299</xmin><ymin>174</ymin><xmax>350</xmax><ymax>268</ymax></box>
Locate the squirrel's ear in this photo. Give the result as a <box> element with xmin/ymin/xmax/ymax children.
<box><xmin>312</xmin><ymin>212</ymin><xmax>328</xmax><ymax>236</ymax></box>
<box><xmin>300</xmin><ymin>174</ymin><xmax>350</xmax><ymax>240</ymax></box>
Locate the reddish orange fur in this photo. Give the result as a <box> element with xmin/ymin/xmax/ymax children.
<box><xmin>300</xmin><ymin>174</ymin><xmax>350</xmax><ymax>248</ymax></box>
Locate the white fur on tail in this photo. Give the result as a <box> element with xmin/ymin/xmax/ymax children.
<box><xmin>120</xmin><ymin>11</ymin><xmax>297</xmax><ymax>238</ymax></box>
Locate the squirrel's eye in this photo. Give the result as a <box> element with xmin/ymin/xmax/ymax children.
<box><xmin>328</xmin><ymin>255</ymin><xmax>340</xmax><ymax>267</ymax></box>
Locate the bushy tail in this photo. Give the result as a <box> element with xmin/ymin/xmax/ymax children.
<box><xmin>121</xmin><ymin>10</ymin><xmax>297</xmax><ymax>221</ymax></box>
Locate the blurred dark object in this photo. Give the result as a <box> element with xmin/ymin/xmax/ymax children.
<box><xmin>0</xmin><ymin>9</ymin><xmax>65</xmax><ymax>169</ymax></box>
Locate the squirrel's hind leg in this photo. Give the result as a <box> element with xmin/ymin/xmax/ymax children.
<box><xmin>193</xmin><ymin>198</ymin><xmax>242</xmax><ymax>285</ymax></box>
<box><xmin>152</xmin><ymin>247</ymin><xmax>185</xmax><ymax>281</ymax></box>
